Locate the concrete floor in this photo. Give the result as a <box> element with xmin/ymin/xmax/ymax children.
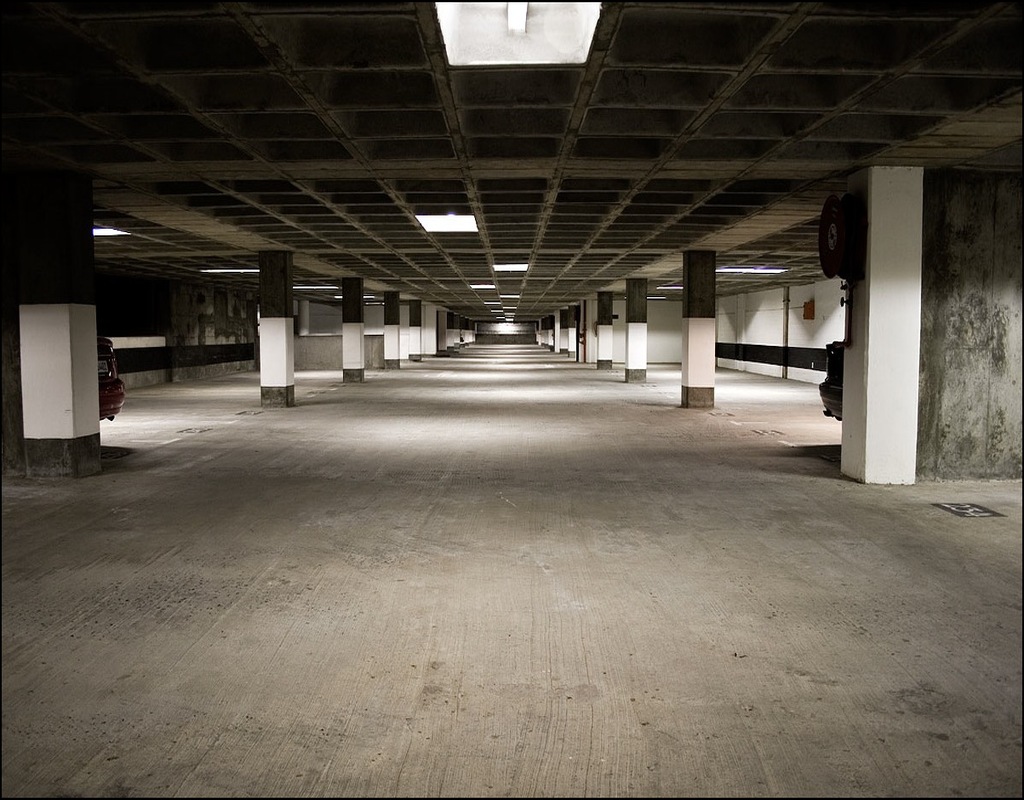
<box><xmin>2</xmin><ymin>344</ymin><xmax>1021</xmax><ymax>798</ymax></box>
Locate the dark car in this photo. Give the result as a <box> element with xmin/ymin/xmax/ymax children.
<box><xmin>98</xmin><ymin>336</ymin><xmax>126</xmax><ymax>420</ymax></box>
<box><xmin>819</xmin><ymin>341</ymin><xmax>843</xmax><ymax>421</ymax></box>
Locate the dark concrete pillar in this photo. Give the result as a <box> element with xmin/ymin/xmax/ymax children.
<box><xmin>384</xmin><ymin>291</ymin><xmax>400</xmax><ymax>369</ymax></box>
<box><xmin>5</xmin><ymin>172</ymin><xmax>100</xmax><ymax>477</ymax></box>
<box><xmin>547</xmin><ymin>314</ymin><xmax>557</xmax><ymax>351</ymax></box>
<box><xmin>258</xmin><ymin>250</ymin><xmax>294</xmax><ymax>408</ymax></box>
<box><xmin>342</xmin><ymin>276</ymin><xmax>365</xmax><ymax>382</ymax></box>
<box><xmin>681</xmin><ymin>250</ymin><xmax>716</xmax><ymax>408</ymax></box>
<box><xmin>408</xmin><ymin>299</ymin><xmax>423</xmax><ymax>362</ymax></box>
<box><xmin>597</xmin><ymin>291</ymin><xmax>614</xmax><ymax>370</ymax></box>
<box><xmin>625</xmin><ymin>278</ymin><xmax>647</xmax><ymax>383</ymax></box>
<box><xmin>919</xmin><ymin>169</ymin><xmax>1022</xmax><ymax>480</ymax></box>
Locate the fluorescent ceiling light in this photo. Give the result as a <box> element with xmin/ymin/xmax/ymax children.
<box><xmin>293</xmin><ymin>284</ymin><xmax>339</xmax><ymax>290</ymax></box>
<box><xmin>415</xmin><ymin>213</ymin><xmax>478</xmax><ymax>232</ymax></box>
<box><xmin>657</xmin><ymin>284</ymin><xmax>684</xmax><ymax>290</ymax></box>
<box><xmin>484</xmin><ymin>301</ymin><xmax>501</xmax><ymax>305</ymax></box>
<box><xmin>647</xmin><ymin>296</ymin><xmax>667</xmax><ymax>300</ymax></box>
<box><xmin>717</xmin><ymin>267</ymin><xmax>787</xmax><ymax>274</ymax></box>
<box><xmin>92</xmin><ymin>227</ymin><xmax>129</xmax><ymax>236</ymax></box>
<box><xmin>436</xmin><ymin>2</ymin><xmax>601</xmax><ymax>66</ymax></box>
<box><xmin>499</xmin><ymin>294</ymin><xmax>520</xmax><ymax>299</ymax></box>
<box><xmin>470</xmin><ymin>283</ymin><xmax>496</xmax><ymax>289</ymax></box>
<box><xmin>507</xmin><ymin>2</ymin><xmax>528</xmax><ymax>33</ymax></box>
<box><xmin>201</xmin><ymin>268</ymin><xmax>258</xmax><ymax>274</ymax></box>
<box><xmin>493</xmin><ymin>263</ymin><xmax>529</xmax><ymax>272</ymax></box>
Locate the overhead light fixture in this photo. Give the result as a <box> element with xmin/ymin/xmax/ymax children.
<box><xmin>493</xmin><ymin>263</ymin><xmax>529</xmax><ymax>272</ymax></box>
<box><xmin>470</xmin><ymin>283</ymin><xmax>496</xmax><ymax>289</ymax></box>
<box><xmin>415</xmin><ymin>213</ymin><xmax>478</xmax><ymax>232</ymax></box>
<box><xmin>499</xmin><ymin>294</ymin><xmax>520</xmax><ymax>299</ymax></box>
<box><xmin>201</xmin><ymin>268</ymin><xmax>258</xmax><ymax>274</ymax></box>
<box><xmin>92</xmin><ymin>227</ymin><xmax>129</xmax><ymax>236</ymax></box>
<box><xmin>507</xmin><ymin>2</ymin><xmax>528</xmax><ymax>33</ymax></box>
<box><xmin>484</xmin><ymin>301</ymin><xmax>501</xmax><ymax>305</ymax></box>
<box><xmin>436</xmin><ymin>2</ymin><xmax>601</xmax><ymax>66</ymax></box>
<box><xmin>657</xmin><ymin>284</ymin><xmax>684</xmax><ymax>290</ymax></box>
<box><xmin>717</xmin><ymin>267</ymin><xmax>787</xmax><ymax>274</ymax></box>
<box><xmin>293</xmin><ymin>284</ymin><xmax>339</xmax><ymax>290</ymax></box>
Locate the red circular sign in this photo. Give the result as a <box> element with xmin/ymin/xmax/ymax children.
<box><xmin>818</xmin><ymin>194</ymin><xmax>846</xmax><ymax>279</ymax></box>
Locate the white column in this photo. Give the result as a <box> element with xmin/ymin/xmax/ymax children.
<box><xmin>626</xmin><ymin>323</ymin><xmax>647</xmax><ymax>375</ymax></box>
<box><xmin>421</xmin><ymin>303</ymin><xmax>436</xmax><ymax>358</ymax></box>
<box><xmin>552</xmin><ymin>314</ymin><xmax>560</xmax><ymax>353</ymax></box>
<box><xmin>842</xmin><ymin>166</ymin><xmax>924</xmax><ymax>485</ymax></box>
<box><xmin>297</xmin><ymin>300</ymin><xmax>310</xmax><ymax>335</ymax></box>
<box><xmin>567</xmin><ymin>308</ymin><xmax>578</xmax><ymax>360</ymax></box>
<box><xmin>259</xmin><ymin>316</ymin><xmax>295</xmax><ymax>390</ymax></box>
<box><xmin>20</xmin><ymin>304</ymin><xmax>99</xmax><ymax>441</ymax></box>
<box><xmin>681</xmin><ymin>319</ymin><xmax>716</xmax><ymax>399</ymax></box>
<box><xmin>342</xmin><ymin>321</ymin><xmax>364</xmax><ymax>374</ymax></box>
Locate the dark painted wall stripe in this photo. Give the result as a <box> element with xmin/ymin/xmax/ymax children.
<box><xmin>116</xmin><ymin>343</ymin><xmax>255</xmax><ymax>374</ymax></box>
<box><xmin>716</xmin><ymin>343</ymin><xmax>828</xmax><ymax>371</ymax></box>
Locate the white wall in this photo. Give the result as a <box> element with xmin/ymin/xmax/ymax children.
<box><xmin>716</xmin><ymin>280</ymin><xmax>846</xmax><ymax>382</ymax></box>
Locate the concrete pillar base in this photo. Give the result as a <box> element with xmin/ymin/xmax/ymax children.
<box><xmin>597</xmin><ymin>360</ymin><xmax>613</xmax><ymax>370</ymax></box>
<box><xmin>343</xmin><ymin>368</ymin><xmax>365</xmax><ymax>383</ymax></box>
<box><xmin>681</xmin><ymin>386</ymin><xmax>715</xmax><ymax>408</ymax></box>
<box><xmin>25</xmin><ymin>433</ymin><xmax>101</xmax><ymax>478</ymax></box>
<box><xmin>384</xmin><ymin>359</ymin><xmax>400</xmax><ymax>370</ymax></box>
<box><xmin>625</xmin><ymin>369</ymin><xmax>647</xmax><ymax>383</ymax></box>
<box><xmin>261</xmin><ymin>386</ymin><xmax>295</xmax><ymax>408</ymax></box>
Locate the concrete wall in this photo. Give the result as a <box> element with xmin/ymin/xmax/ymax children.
<box><xmin>294</xmin><ymin>334</ymin><xmax>385</xmax><ymax>370</ymax></box>
<box><xmin>918</xmin><ymin>170</ymin><xmax>1022</xmax><ymax>479</ymax></box>
<box><xmin>112</xmin><ymin>281</ymin><xmax>257</xmax><ymax>387</ymax></box>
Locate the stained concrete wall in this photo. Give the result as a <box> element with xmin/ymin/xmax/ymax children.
<box><xmin>294</xmin><ymin>335</ymin><xmax>384</xmax><ymax>370</ymax></box>
<box><xmin>918</xmin><ymin>170</ymin><xmax>1022</xmax><ymax>480</ymax></box>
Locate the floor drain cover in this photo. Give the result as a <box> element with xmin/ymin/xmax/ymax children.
<box><xmin>933</xmin><ymin>503</ymin><xmax>1004</xmax><ymax>518</ymax></box>
<box><xmin>177</xmin><ymin>427</ymin><xmax>212</xmax><ymax>434</ymax></box>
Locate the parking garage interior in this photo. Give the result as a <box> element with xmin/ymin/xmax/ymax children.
<box><xmin>2</xmin><ymin>3</ymin><xmax>1021</xmax><ymax>797</ymax></box>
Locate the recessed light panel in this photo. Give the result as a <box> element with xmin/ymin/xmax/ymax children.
<box><xmin>415</xmin><ymin>214</ymin><xmax>478</xmax><ymax>232</ymax></box>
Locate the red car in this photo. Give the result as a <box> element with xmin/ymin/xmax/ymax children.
<box><xmin>98</xmin><ymin>336</ymin><xmax>126</xmax><ymax>420</ymax></box>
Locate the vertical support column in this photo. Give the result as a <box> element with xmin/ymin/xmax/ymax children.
<box><xmin>680</xmin><ymin>250</ymin><xmax>716</xmax><ymax>408</ymax></box>
<box><xmin>842</xmin><ymin>166</ymin><xmax>924</xmax><ymax>485</ymax></box>
<box><xmin>342</xmin><ymin>276</ymin><xmax>365</xmax><ymax>382</ymax></box>
<box><xmin>436</xmin><ymin>308</ymin><xmax>448</xmax><ymax>356</ymax></box>
<box><xmin>9</xmin><ymin>172</ymin><xmax>100</xmax><ymax>477</ymax></box>
<box><xmin>297</xmin><ymin>299</ymin><xmax>310</xmax><ymax>336</ymax></box>
<box><xmin>597</xmin><ymin>291</ymin><xmax>614</xmax><ymax>370</ymax></box>
<box><xmin>567</xmin><ymin>305</ymin><xmax>578</xmax><ymax>360</ymax></box>
<box><xmin>408</xmin><ymin>299</ymin><xmax>423</xmax><ymax>362</ymax></box>
<box><xmin>384</xmin><ymin>291</ymin><xmax>400</xmax><ymax>369</ymax></box>
<box><xmin>259</xmin><ymin>251</ymin><xmax>294</xmax><ymax>408</ymax></box>
<box><xmin>625</xmin><ymin>278</ymin><xmax>647</xmax><ymax>383</ymax></box>
<box><xmin>552</xmin><ymin>312</ymin><xmax>561</xmax><ymax>352</ymax></box>
<box><xmin>446</xmin><ymin>311</ymin><xmax>459</xmax><ymax>354</ymax></box>
<box><xmin>421</xmin><ymin>303</ymin><xmax>437</xmax><ymax>359</ymax></box>
<box><xmin>1</xmin><ymin>177</ymin><xmax>24</xmax><ymax>476</ymax></box>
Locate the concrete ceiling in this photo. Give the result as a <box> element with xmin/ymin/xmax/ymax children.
<box><xmin>3</xmin><ymin>2</ymin><xmax>1021</xmax><ymax>320</ymax></box>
